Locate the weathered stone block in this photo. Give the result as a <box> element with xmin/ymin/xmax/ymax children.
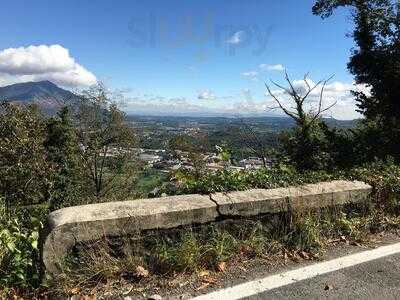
<box><xmin>41</xmin><ymin>180</ymin><xmax>372</xmax><ymax>276</ymax></box>
<box><xmin>42</xmin><ymin>194</ymin><xmax>217</xmax><ymax>275</ymax></box>
<box><xmin>210</xmin><ymin>181</ymin><xmax>371</xmax><ymax>217</ymax></box>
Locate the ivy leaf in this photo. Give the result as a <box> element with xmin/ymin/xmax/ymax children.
<box><xmin>31</xmin><ymin>240</ymin><xmax>38</xmax><ymax>250</ymax></box>
<box><xmin>6</xmin><ymin>241</ymin><xmax>16</xmax><ymax>252</ymax></box>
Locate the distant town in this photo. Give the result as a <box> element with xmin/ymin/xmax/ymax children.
<box><xmin>128</xmin><ymin>115</ymin><xmax>355</xmax><ymax>173</ymax></box>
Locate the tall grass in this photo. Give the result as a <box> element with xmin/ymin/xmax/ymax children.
<box><xmin>51</xmin><ymin>201</ymin><xmax>400</xmax><ymax>296</ymax></box>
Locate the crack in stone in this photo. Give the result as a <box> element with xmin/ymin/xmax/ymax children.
<box><xmin>209</xmin><ymin>194</ymin><xmax>224</xmax><ymax>218</ymax></box>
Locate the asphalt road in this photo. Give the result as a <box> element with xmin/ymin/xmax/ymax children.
<box><xmin>246</xmin><ymin>253</ymin><xmax>400</xmax><ymax>300</ymax></box>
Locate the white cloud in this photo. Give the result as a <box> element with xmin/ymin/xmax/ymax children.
<box><xmin>242</xmin><ymin>71</ymin><xmax>258</xmax><ymax>77</ymax></box>
<box><xmin>241</xmin><ymin>64</ymin><xmax>285</xmax><ymax>83</ymax></box>
<box><xmin>124</xmin><ymin>95</ymin><xmax>209</xmax><ymax>116</ymax></box>
<box><xmin>122</xmin><ymin>80</ymin><xmax>363</xmax><ymax>120</ymax></box>
<box><xmin>241</xmin><ymin>71</ymin><xmax>259</xmax><ymax>81</ymax></box>
<box><xmin>0</xmin><ymin>45</ymin><xmax>75</xmax><ymax>75</ymax></box>
<box><xmin>259</xmin><ymin>64</ymin><xmax>285</xmax><ymax>72</ymax></box>
<box><xmin>0</xmin><ymin>44</ymin><xmax>97</xmax><ymax>87</ymax></box>
<box><xmin>227</xmin><ymin>31</ymin><xmax>246</xmax><ymax>44</ymax></box>
<box><xmin>198</xmin><ymin>89</ymin><xmax>216</xmax><ymax>100</ymax></box>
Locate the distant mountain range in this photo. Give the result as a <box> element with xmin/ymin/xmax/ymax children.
<box><xmin>0</xmin><ymin>81</ymin><xmax>80</xmax><ymax>114</ymax></box>
<box><xmin>0</xmin><ymin>81</ymin><xmax>359</xmax><ymax>126</ymax></box>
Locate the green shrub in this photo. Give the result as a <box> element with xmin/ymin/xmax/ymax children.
<box><xmin>349</xmin><ymin>159</ymin><xmax>400</xmax><ymax>211</ymax></box>
<box><xmin>0</xmin><ymin>219</ymin><xmax>40</xmax><ymax>287</ymax></box>
<box><xmin>0</xmin><ymin>209</ymin><xmax>45</xmax><ymax>290</ymax></box>
<box><xmin>168</xmin><ymin>165</ymin><xmax>338</xmax><ymax>195</ymax></box>
<box><xmin>0</xmin><ymin>102</ymin><xmax>54</xmax><ymax>208</ymax></box>
<box><xmin>0</xmin><ymin>197</ymin><xmax>48</xmax><ymax>296</ymax></box>
<box><xmin>280</xmin><ymin>120</ymin><xmax>333</xmax><ymax>171</ymax></box>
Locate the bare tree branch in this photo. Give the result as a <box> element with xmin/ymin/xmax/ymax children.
<box><xmin>265</xmin><ymin>72</ymin><xmax>336</xmax><ymax>127</ymax></box>
<box><xmin>284</xmin><ymin>71</ymin><xmax>303</xmax><ymax>103</ymax></box>
<box><xmin>265</xmin><ymin>82</ymin><xmax>300</xmax><ymax>122</ymax></box>
<box><xmin>301</xmin><ymin>79</ymin><xmax>323</xmax><ymax>104</ymax></box>
<box><xmin>304</xmin><ymin>72</ymin><xmax>311</xmax><ymax>92</ymax></box>
<box><xmin>311</xmin><ymin>100</ymin><xmax>338</xmax><ymax>123</ymax></box>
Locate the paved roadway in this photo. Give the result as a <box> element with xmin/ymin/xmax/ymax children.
<box><xmin>193</xmin><ymin>242</ymin><xmax>400</xmax><ymax>300</ymax></box>
<box><xmin>246</xmin><ymin>253</ymin><xmax>400</xmax><ymax>300</ymax></box>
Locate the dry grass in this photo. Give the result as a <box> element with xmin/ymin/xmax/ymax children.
<box><xmin>48</xmin><ymin>203</ymin><xmax>400</xmax><ymax>297</ymax></box>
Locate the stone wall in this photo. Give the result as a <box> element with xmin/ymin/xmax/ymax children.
<box><xmin>40</xmin><ymin>180</ymin><xmax>372</xmax><ymax>275</ymax></box>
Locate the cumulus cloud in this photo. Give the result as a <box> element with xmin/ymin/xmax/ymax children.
<box><xmin>0</xmin><ymin>44</ymin><xmax>97</xmax><ymax>87</ymax></box>
<box><xmin>241</xmin><ymin>64</ymin><xmax>285</xmax><ymax>82</ymax></box>
<box><xmin>198</xmin><ymin>89</ymin><xmax>216</xmax><ymax>100</ymax></box>
<box><xmin>0</xmin><ymin>45</ymin><xmax>75</xmax><ymax>75</ymax></box>
<box><xmin>227</xmin><ymin>31</ymin><xmax>246</xmax><ymax>44</ymax></box>
<box><xmin>259</xmin><ymin>64</ymin><xmax>285</xmax><ymax>72</ymax></box>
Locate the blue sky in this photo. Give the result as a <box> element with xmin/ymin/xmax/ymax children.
<box><xmin>0</xmin><ymin>0</ymin><xmax>363</xmax><ymax>119</ymax></box>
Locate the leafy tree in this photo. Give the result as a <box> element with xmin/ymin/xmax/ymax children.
<box><xmin>313</xmin><ymin>0</ymin><xmax>400</xmax><ymax>159</ymax></box>
<box><xmin>0</xmin><ymin>102</ymin><xmax>53</xmax><ymax>209</ymax></box>
<box><xmin>44</xmin><ymin>107</ymin><xmax>83</xmax><ymax>209</ymax></box>
<box><xmin>75</xmin><ymin>84</ymin><xmax>137</xmax><ymax>199</ymax></box>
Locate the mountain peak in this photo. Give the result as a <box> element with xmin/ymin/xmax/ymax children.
<box><xmin>3</xmin><ymin>80</ymin><xmax>56</xmax><ymax>88</ymax></box>
<box><xmin>34</xmin><ymin>80</ymin><xmax>57</xmax><ymax>86</ymax></box>
<box><xmin>0</xmin><ymin>81</ymin><xmax>80</xmax><ymax>114</ymax></box>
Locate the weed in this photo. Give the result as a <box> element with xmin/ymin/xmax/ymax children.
<box><xmin>206</xmin><ymin>229</ymin><xmax>238</xmax><ymax>266</ymax></box>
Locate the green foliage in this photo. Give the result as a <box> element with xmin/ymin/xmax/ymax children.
<box><xmin>206</xmin><ymin>229</ymin><xmax>238</xmax><ymax>265</ymax></box>
<box><xmin>241</xmin><ymin>223</ymin><xmax>269</xmax><ymax>256</ymax></box>
<box><xmin>280</xmin><ymin>119</ymin><xmax>333</xmax><ymax>171</ymax></box>
<box><xmin>135</xmin><ymin>169</ymin><xmax>168</xmax><ymax>198</ymax></box>
<box><xmin>168</xmin><ymin>133</ymin><xmax>209</xmax><ymax>178</ymax></box>
<box><xmin>335</xmin><ymin>212</ymin><xmax>367</xmax><ymax>240</ymax></box>
<box><xmin>76</xmin><ymin>84</ymin><xmax>138</xmax><ymax>199</ymax></box>
<box><xmin>0</xmin><ymin>102</ymin><xmax>87</xmax><ymax>210</ymax></box>
<box><xmin>216</xmin><ymin>143</ymin><xmax>232</xmax><ymax>164</ymax></box>
<box><xmin>0</xmin><ymin>219</ymin><xmax>40</xmax><ymax>287</ymax></box>
<box><xmin>146</xmin><ymin>231</ymin><xmax>204</xmax><ymax>273</ymax></box>
<box><xmin>45</xmin><ymin>107</ymin><xmax>85</xmax><ymax>210</ymax></box>
<box><xmin>0</xmin><ymin>200</ymin><xmax>46</xmax><ymax>290</ymax></box>
<box><xmin>313</xmin><ymin>0</ymin><xmax>400</xmax><ymax>160</ymax></box>
<box><xmin>168</xmin><ymin>133</ymin><xmax>209</xmax><ymax>153</ymax></box>
<box><xmin>349</xmin><ymin>159</ymin><xmax>400</xmax><ymax>211</ymax></box>
<box><xmin>0</xmin><ymin>102</ymin><xmax>51</xmax><ymax>292</ymax></box>
<box><xmin>169</xmin><ymin>164</ymin><xmax>336</xmax><ymax>194</ymax></box>
<box><xmin>287</xmin><ymin>215</ymin><xmax>324</xmax><ymax>252</ymax></box>
<box><xmin>265</xmin><ymin>71</ymin><xmax>338</xmax><ymax>171</ymax></box>
<box><xmin>0</xmin><ymin>85</ymin><xmax>139</xmax><ymax>294</ymax></box>
<box><xmin>316</xmin><ymin>120</ymin><xmax>398</xmax><ymax>169</ymax></box>
<box><xmin>172</xmin><ymin>233</ymin><xmax>203</xmax><ymax>271</ymax></box>
<box><xmin>0</xmin><ymin>102</ymin><xmax>53</xmax><ymax>208</ymax></box>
